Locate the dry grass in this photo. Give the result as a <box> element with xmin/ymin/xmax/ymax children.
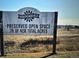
<box><xmin>48</xmin><ymin>51</ymin><xmax>79</xmax><ymax>58</ymax></box>
<box><xmin>57</xmin><ymin>29</ymin><xmax>79</xmax><ymax>51</ymax></box>
<box><xmin>0</xmin><ymin>52</ymin><xmax>50</xmax><ymax>58</ymax></box>
<box><xmin>4</xmin><ymin>35</ymin><xmax>53</xmax><ymax>53</ymax></box>
<box><xmin>0</xmin><ymin>28</ymin><xmax>79</xmax><ymax>58</ymax></box>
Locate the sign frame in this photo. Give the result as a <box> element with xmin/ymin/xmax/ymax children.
<box><xmin>0</xmin><ymin>11</ymin><xmax>4</xmax><ymax>56</ymax></box>
<box><xmin>53</xmin><ymin>12</ymin><xmax>58</xmax><ymax>54</ymax></box>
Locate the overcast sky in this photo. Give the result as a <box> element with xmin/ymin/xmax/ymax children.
<box><xmin>0</xmin><ymin>0</ymin><xmax>79</xmax><ymax>25</ymax></box>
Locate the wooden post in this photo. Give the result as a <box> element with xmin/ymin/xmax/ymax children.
<box><xmin>0</xmin><ymin>11</ymin><xmax>4</xmax><ymax>56</ymax></box>
<box><xmin>53</xmin><ymin>12</ymin><xmax>58</xmax><ymax>54</ymax></box>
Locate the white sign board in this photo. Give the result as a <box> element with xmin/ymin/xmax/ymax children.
<box><xmin>2</xmin><ymin>7</ymin><xmax>56</xmax><ymax>35</ymax></box>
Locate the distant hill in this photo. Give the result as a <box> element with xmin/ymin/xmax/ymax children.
<box><xmin>57</xmin><ymin>25</ymin><xmax>79</xmax><ymax>29</ymax></box>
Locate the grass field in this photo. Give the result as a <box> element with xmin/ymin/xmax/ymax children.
<box><xmin>0</xmin><ymin>28</ymin><xmax>79</xmax><ymax>58</ymax></box>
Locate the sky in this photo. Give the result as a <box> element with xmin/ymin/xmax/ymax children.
<box><xmin>0</xmin><ymin>0</ymin><xmax>79</xmax><ymax>25</ymax></box>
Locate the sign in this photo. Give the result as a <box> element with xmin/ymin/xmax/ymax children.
<box><xmin>0</xmin><ymin>7</ymin><xmax>58</xmax><ymax>56</ymax></box>
<box><xmin>2</xmin><ymin>7</ymin><xmax>56</xmax><ymax>35</ymax></box>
